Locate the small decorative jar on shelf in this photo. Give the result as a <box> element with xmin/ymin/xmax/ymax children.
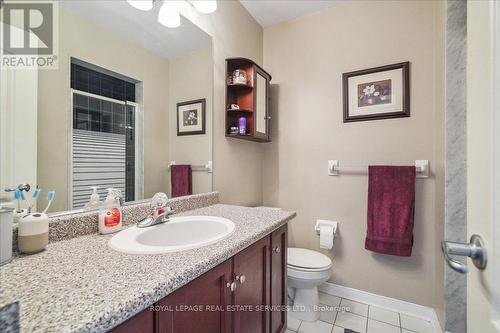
<box><xmin>232</xmin><ymin>69</ymin><xmax>247</xmax><ymax>85</ymax></box>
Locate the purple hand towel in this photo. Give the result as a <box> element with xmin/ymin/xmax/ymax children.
<box><xmin>170</xmin><ymin>165</ymin><xmax>192</xmax><ymax>198</ymax></box>
<box><xmin>365</xmin><ymin>166</ymin><xmax>416</xmax><ymax>256</ymax></box>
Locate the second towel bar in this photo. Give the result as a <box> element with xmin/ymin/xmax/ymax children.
<box><xmin>168</xmin><ymin>161</ymin><xmax>212</xmax><ymax>173</ymax></box>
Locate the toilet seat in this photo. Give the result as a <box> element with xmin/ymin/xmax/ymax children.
<box><xmin>287</xmin><ymin>248</ymin><xmax>332</xmax><ymax>271</ymax></box>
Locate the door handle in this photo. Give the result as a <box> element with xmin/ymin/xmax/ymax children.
<box><xmin>441</xmin><ymin>234</ymin><xmax>487</xmax><ymax>274</ymax></box>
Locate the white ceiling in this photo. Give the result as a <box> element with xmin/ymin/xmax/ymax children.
<box><xmin>61</xmin><ymin>1</ymin><xmax>211</xmax><ymax>59</ymax></box>
<box><xmin>239</xmin><ymin>0</ymin><xmax>337</xmax><ymax>27</ymax></box>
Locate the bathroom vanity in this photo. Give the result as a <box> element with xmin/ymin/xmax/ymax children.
<box><xmin>111</xmin><ymin>224</ymin><xmax>287</xmax><ymax>333</ymax></box>
<box><xmin>0</xmin><ymin>197</ymin><xmax>295</xmax><ymax>333</ymax></box>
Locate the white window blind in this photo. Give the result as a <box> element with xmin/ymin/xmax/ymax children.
<box><xmin>72</xmin><ymin>129</ymin><xmax>126</xmax><ymax>209</ymax></box>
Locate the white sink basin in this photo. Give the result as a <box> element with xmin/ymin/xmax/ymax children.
<box><xmin>108</xmin><ymin>216</ymin><xmax>235</xmax><ymax>254</ymax></box>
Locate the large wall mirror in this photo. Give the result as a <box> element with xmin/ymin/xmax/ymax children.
<box><xmin>0</xmin><ymin>1</ymin><xmax>213</xmax><ymax>214</ymax></box>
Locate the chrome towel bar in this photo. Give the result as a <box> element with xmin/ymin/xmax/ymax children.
<box><xmin>168</xmin><ymin>161</ymin><xmax>212</xmax><ymax>173</ymax></box>
<box><xmin>327</xmin><ymin>160</ymin><xmax>429</xmax><ymax>178</ymax></box>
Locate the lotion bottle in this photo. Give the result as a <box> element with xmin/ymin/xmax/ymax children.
<box><xmin>98</xmin><ymin>188</ymin><xmax>123</xmax><ymax>234</ymax></box>
<box><xmin>85</xmin><ymin>186</ymin><xmax>101</xmax><ymax>211</ymax></box>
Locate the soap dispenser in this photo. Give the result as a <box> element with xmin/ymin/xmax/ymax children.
<box><xmin>85</xmin><ymin>186</ymin><xmax>101</xmax><ymax>211</ymax></box>
<box><xmin>98</xmin><ymin>188</ymin><xmax>123</xmax><ymax>234</ymax></box>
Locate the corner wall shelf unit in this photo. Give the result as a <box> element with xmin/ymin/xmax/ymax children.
<box><xmin>225</xmin><ymin>58</ymin><xmax>272</xmax><ymax>143</ymax></box>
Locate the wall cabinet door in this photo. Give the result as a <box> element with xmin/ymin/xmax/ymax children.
<box><xmin>270</xmin><ymin>225</ymin><xmax>288</xmax><ymax>333</ymax></box>
<box><xmin>253</xmin><ymin>66</ymin><xmax>271</xmax><ymax>141</ymax></box>
<box><xmin>232</xmin><ymin>237</ymin><xmax>271</xmax><ymax>333</ymax></box>
<box><xmin>156</xmin><ymin>260</ymin><xmax>232</xmax><ymax>333</ymax></box>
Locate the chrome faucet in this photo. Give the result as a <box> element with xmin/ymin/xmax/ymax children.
<box><xmin>4</xmin><ymin>183</ymin><xmax>31</xmax><ymax>193</ymax></box>
<box><xmin>137</xmin><ymin>192</ymin><xmax>174</xmax><ymax>228</ymax></box>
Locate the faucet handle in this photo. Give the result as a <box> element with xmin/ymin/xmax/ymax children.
<box><xmin>151</xmin><ymin>192</ymin><xmax>169</xmax><ymax>211</ymax></box>
<box><xmin>5</xmin><ymin>184</ymin><xmax>31</xmax><ymax>193</ymax></box>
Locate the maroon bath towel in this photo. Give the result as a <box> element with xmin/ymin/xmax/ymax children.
<box><xmin>365</xmin><ymin>166</ymin><xmax>416</xmax><ymax>256</ymax></box>
<box><xmin>170</xmin><ymin>165</ymin><xmax>192</xmax><ymax>198</ymax></box>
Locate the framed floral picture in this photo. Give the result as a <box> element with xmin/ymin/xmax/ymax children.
<box><xmin>176</xmin><ymin>98</ymin><xmax>206</xmax><ymax>136</ymax></box>
<box><xmin>342</xmin><ymin>62</ymin><xmax>410</xmax><ymax>122</ymax></box>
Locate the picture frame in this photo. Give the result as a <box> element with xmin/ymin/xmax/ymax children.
<box><xmin>342</xmin><ymin>62</ymin><xmax>410</xmax><ymax>123</ymax></box>
<box><xmin>176</xmin><ymin>98</ymin><xmax>206</xmax><ymax>136</ymax></box>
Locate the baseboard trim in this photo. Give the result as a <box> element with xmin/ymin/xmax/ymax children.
<box><xmin>319</xmin><ymin>282</ymin><xmax>443</xmax><ymax>333</ymax></box>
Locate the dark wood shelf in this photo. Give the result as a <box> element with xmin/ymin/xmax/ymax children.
<box><xmin>227</xmin><ymin>83</ymin><xmax>253</xmax><ymax>89</ymax></box>
<box><xmin>226</xmin><ymin>134</ymin><xmax>271</xmax><ymax>142</ymax></box>
<box><xmin>227</xmin><ymin>108</ymin><xmax>253</xmax><ymax>113</ymax></box>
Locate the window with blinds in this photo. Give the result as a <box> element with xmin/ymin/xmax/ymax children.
<box><xmin>70</xmin><ymin>63</ymin><xmax>137</xmax><ymax>209</ymax></box>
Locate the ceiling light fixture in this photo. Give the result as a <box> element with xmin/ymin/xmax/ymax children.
<box><xmin>126</xmin><ymin>0</ymin><xmax>217</xmax><ymax>28</ymax></box>
<box><xmin>192</xmin><ymin>1</ymin><xmax>217</xmax><ymax>14</ymax></box>
<box><xmin>126</xmin><ymin>0</ymin><xmax>154</xmax><ymax>11</ymax></box>
<box><xmin>158</xmin><ymin>1</ymin><xmax>181</xmax><ymax>28</ymax></box>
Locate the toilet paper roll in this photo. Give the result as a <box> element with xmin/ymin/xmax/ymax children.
<box><xmin>319</xmin><ymin>225</ymin><xmax>334</xmax><ymax>250</ymax></box>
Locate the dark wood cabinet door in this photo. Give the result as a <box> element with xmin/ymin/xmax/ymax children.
<box><xmin>270</xmin><ymin>225</ymin><xmax>288</xmax><ymax>333</ymax></box>
<box><xmin>232</xmin><ymin>237</ymin><xmax>271</xmax><ymax>333</ymax></box>
<box><xmin>109</xmin><ymin>308</ymin><xmax>154</xmax><ymax>333</ymax></box>
<box><xmin>156</xmin><ymin>259</ymin><xmax>232</xmax><ymax>333</ymax></box>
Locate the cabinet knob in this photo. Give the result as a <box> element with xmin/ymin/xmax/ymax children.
<box><xmin>235</xmin><ymin>275</ymin><xmax>246</xmax><ymax>284</ymax></box>
<box><xmin>273</xmin><ymin>246</ymin><xmax>281</xmax><ymax>254</ymax></box>
<box><xmin>226</xmin><ymin>281</ymin><xmax>237</xmax><ymax>292</ymax></box>
<box><xmin>266</xmin><ymin>116</ymin><xmax>272</xmax><ymax>120</ymax></box>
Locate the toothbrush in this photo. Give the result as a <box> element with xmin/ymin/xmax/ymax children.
<box><xmin>32</xmin><ymin>187</ymin><xmax>41</xmax><ymax>201</ymax></box>
<box><xmin>19</xmin><ymin>190</ymin><xmax>32</xmax><ymax>213</ymax></box>
<box><xmin>14</xmin><ymin>190</ymin><xmax>22</xmax><ymax>213</ymax></box>
<box><xmin>42</xmin><ymin>191</ymin><xmax>55</xmax><ymax>214</ymax></box>
<box><xmin>30</xmin><ymin>187</ymin><xmax>41</xmax><ymax>213</ymax></box>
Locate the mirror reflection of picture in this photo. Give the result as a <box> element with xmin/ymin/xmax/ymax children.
<box><xmin>177</xmin><ymin>99</ymin><xmax>206</xmax><ymax>136</ymax></box>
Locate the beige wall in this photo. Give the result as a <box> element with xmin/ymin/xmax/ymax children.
<box><xmin>168</xmin><ymin>47</ymin><xmax>213</xmax><ymax>196</ymax></box>
<box><xmin>38</xmin><ymin>7</ymin><xmax>171</xmax><ymax>211</ymax></box>
<box><xmin>178</xmin><ymin>1</ymin><xmax>264</xmax><ymax>206</ymax></box>
<box><xmin>262</xmin><ymin>0</ymin><xmax>445</xmax><ymax>309</ymax></box>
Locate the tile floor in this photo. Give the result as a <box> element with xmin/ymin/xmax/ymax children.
<box><xmin>286</xmin><ymin>292</ymin><xmax>435</xmax><ymax>333</ymax></box>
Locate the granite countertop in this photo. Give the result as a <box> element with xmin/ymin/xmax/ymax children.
<box><xmin>0</xmin><ymin>204</ymin><xmax>295</xmax><ymax>333</ymax></box>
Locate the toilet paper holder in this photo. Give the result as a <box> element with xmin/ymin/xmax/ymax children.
<box><xmin>315</xmin><ymin>219</ymin><xmax>338</xmax><ymax>235</ymax></box>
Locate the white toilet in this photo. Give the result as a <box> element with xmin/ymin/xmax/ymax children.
<box><xmin>287</xmin><ymin>247</ymin><xmax>332</xmax><ymax>321</ymax></box>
